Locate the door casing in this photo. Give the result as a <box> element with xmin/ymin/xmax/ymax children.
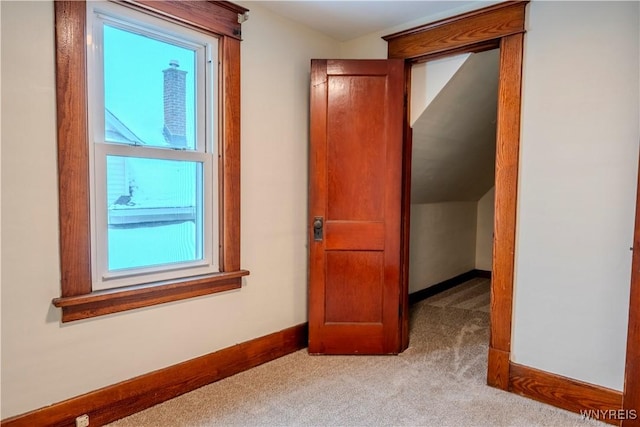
<box><xmin>383</xmin><ymin>2</ymin><xmax>639</xmax><ymax>423</ymax></box>
<box><xmin>383</xmin><ymin>1</ymin><xmax>527</xmax><ymax>387</ymax></box>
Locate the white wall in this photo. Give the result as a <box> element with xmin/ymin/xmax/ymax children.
<box><xmin>410</xmin><ymin>54</ymin><xmax>470</xmax><ymax>127</ymax></box>
<box><xmin>409</xmin><ymin>202</ymin><xmax>477</xmax><ymax>293</ymax></box>
<box><xmin>0</xmin><ymin>1</ymin><xmax>338</xmax><ymax>418</ymax></box>
<box><xmin>475</xmin><ymin>187</ymin><xmax>495</xmax><ymax>271</ymax></box>
<box><xmin>512</xmin><ymin>1</ymin><xmax>639</xmax><ymax>391</ymax></box>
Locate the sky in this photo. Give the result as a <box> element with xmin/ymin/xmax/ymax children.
<box><xmin>103</xmin><ymin>23</ymin><xmax>197</xmax><ymax>148</ymax></box>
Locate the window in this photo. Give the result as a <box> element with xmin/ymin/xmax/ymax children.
<box><xmin>53</xmin><ymin>1</ymin><xmax>249</xmax><ymax>322</ymax></box>
<box><xmin>89</xmin><ymin>2</ymin><xmax>218</xmax><ymax>290</ymax></box>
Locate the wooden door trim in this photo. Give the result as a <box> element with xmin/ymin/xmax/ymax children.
<box><xmin>487</xmin><ymin>32</ymin><xmax>524</xmax><ymax>386</ymax></box>
<box><xmin>622</xmin><ymin>155</ymin><xmax>640</xmax><ymax>427</ymax></box>
<box><xmin>399</xmin><ymin>64</ymin><xmax>412</xmax><ymax>351</ymax></box>
<box><xmin>383</xmin><ymin>1</ymin><xmax>526</xmax><ymax>387</ymax></box>
<box><xmin>383</xmin><ymin>1</ymin><xmax>526</xmax><ymax>61</ymax></box>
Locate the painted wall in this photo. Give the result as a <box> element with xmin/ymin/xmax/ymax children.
<box><xmin>475</xmin><ymin>187</ymin><xmax>495</xmax><ymax>271</ymax></box>
<box><xmin>410</xmin><ymin>54</ymin><xmax>470</xmax><ymax>127</ymax></box>
<box><xmin>408</xmin><ymin>203</ymin><xmax>477</xmax><ymax>293</ymax></box>
<box><xmin>0</xmin><ymin>1</ymin><xmax>338</xmax><ymax>418</ymax></box>
<box><xmin>342</xmin><ymin>0</ymin><xmax>639</xmax><ymax>392</ymax></box>
<box><xmin>408</xmin><ymin>51</ymin><xmax>494</xmax><ymax>293</ymax></box>
<box><xmin>511</xmin><ymin>1</ymin><xmax>639</xmax><ymax>391</ymax></box>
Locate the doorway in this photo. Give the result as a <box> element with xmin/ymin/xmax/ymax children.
<box><xmin>385</xmin><ymin>3</ymin><xmax>639</xmax><ymax>422</ymax></box>
<box><xmin>382</xmin><ymin>1</ymin><xmax>525</xmax><ymax>388</ymax></box>
<box><xmin>407</xmin><ymin>49</ymin><xmax>499</xmax><ymax>298</ymax></box>
<box><xmin>406</xmin><ymin>47</ymin><xmax>500</xmax><ymax>388</ymax></box>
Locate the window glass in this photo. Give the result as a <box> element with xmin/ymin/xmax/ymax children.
<box><xmin>91</xmin><ymin>3</ymin><xmax>217</xmax><ymax>289</ymax></box>
<box><xmin>106</xmin><ymin>156</ymin><xmax>203</xmax><ymax>271</ymax></box>
<box><xmin>103</xmin><ymin>24</ymin><xmax>197</xmax><ymax>150</ymax></box>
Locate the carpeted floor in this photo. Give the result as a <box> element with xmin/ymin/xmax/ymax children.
<box><xmin>108</xmin><ymin>278</ymin><xmax>603</xmax><ymax>426</ymax></box>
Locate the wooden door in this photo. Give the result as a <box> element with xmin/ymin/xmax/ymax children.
<box><xmin>308</xmin><ymin>59</ymin><xmax>406</xmax><ymax>354</ymax></box>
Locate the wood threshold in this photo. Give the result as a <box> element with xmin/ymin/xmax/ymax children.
<box><xmin>0</xmin><ymin>323</ymin><xmax>308</xmax><ymax>427</ymax></box>
<box><xmin>510</xmin><ymin>362</ymin><xmax>624</xmax><ymax>426</ymax></box>
<box><xmin>52</xmin><ymin>270</ymin><xmax>249</xmax><ymax>322</ymax></box>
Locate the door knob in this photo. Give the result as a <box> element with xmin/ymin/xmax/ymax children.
<box><xmin>313</xmin><ymin>217</ymin><xmax>323</xmax><ymax>241</ymax></box>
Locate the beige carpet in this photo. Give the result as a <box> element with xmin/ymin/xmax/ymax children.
<box><xmin>109</xmin><ymin>278</ymin><xmax>603</xmax><ymax>426</ymax></box>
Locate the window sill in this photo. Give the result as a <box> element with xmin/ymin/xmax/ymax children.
<box><xmin>52</xmin><ymin>270</ymin><xmax>250</xmax><ymax>322</ymax></box>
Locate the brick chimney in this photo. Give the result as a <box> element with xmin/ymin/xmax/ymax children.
<box><xmin>162</xmin><ymin>60</ymin><xmax>187</xmax><ymax>147</ymax></box>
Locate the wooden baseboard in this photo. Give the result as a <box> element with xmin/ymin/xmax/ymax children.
<box><xmin>409</xmin><ymin>269</ymin><xmax>492</xmax><ymax>305</ymax></box>
<box><xmin>1</xmin><ymin>323</ymin><xmax>308</xmax><ymax>427</ymax></box>
<box><xmin>509</xmin><ymin>362</ymin><xmax>624</xmax><ymax>426</ymax></box>
<box><xmin>4</xmin><ymin>314</ymin><xmax>627</xmax><ymax>427</ymax></box>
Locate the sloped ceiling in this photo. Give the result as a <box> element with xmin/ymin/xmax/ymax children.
<box><xmin>411</xmin><ymin>49</ymin><xmax>499</xmax><ymax>204</ymax></box>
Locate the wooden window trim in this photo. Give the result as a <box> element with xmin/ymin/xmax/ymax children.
<box><xmin>52</xmin><ymin>0</ymin><xmax>249</xmax><ymax>322</ymax></box>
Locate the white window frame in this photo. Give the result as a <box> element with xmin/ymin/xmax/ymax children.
<box><xmin>86</xmin><ymin>1</ymin><xmax>220</xmax><ymax>290</ymax></box>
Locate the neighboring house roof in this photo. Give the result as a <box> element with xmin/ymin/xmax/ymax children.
<box><xmin>105</xmin><ymin>108</ymin><xmax>145</xmax><ymax>145</ymax></box>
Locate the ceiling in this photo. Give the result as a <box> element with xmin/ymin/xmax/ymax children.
<box><xmin>252</xmin><ymin>1</ymin><xmax>486</xmax><ymax>41</ymax></box>
<box><xmin>411</xmin><ymin>49</ymin><xmax>500</xmax><ymax>204</ymax></box>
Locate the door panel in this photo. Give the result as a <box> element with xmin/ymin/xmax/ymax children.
<box><xmin>327</xmin><ymin>76</ymin><xmax>387</xmax><ymax>221</ymax></box>
<box><xmin>309</xmin><ymin>59</ymin><xmax>405</xmax><ymax>354</ymax></box>
<box><xmin>324</xmin><ymin>222</ymin><xmax>384</xmax><ymax>250</ymax></box>
<box><xmin>325</xmin><ymin>251</ymin><xmax>384</xmax><ymax>323</ymax></box>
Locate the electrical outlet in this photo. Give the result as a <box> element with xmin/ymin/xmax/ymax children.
<box><xmin>76</xmin><ymin>414</ymin><xmax>89</xmax><ymax>427</ymax></box>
